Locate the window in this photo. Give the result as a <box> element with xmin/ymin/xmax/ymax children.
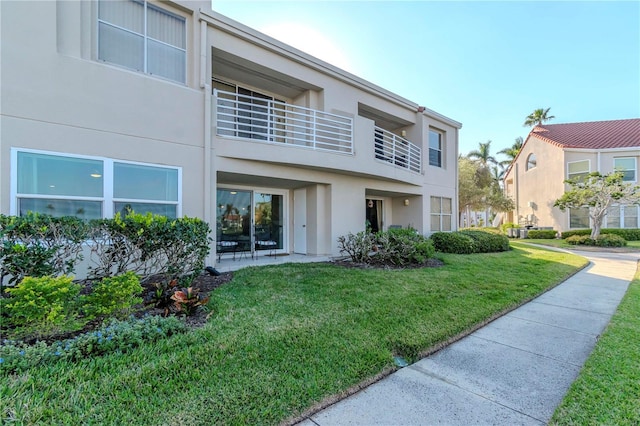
<box><xmin>567</xmin><ymin>160</ymin><xmax>590</xmax><ymax>181</ymax></box>
<box><xmin>526</xmin><ymin>153</ymin><xmax>537</xmax><ymax>171</ymax></box>
<box><xmin>98</xmin><ymin>0</ymin><xmax>186</xmax><ymax>83</ymax></box>
<box><xmin>569</xmin><ymin>207</ymin><xmax>589</xmax><ymax>229</ymax></box>
<box><xmin>624</xmin><ymin>205</ymin><xmax>639</xmax><ymax>228</ymax></box>
<box><xmin>430</xmin><ymin>196</ymin><xmax>452</xmax><ymax>231</ymax></box>
<box><xmin>13</xmin><ymin>150</ymin><xmax>180</xmax><ymax>219</ymax></box>
<box><xmin>606</xmin><ymin>205</ymin><xmax>620</xmax><ymax>228</ymax></box>
<box><xmin>429</xmin><ymin>130</ymin><xmax>442</xmax><ymax>167</ymax></box>
<box><xmin>614</xmin><ymin>157</ymin><xmax>636</xmax><ymax>182</ymax></box>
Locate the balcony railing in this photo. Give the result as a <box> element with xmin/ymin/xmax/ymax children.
<box><xmin>214</xmin><ymin>89</ymin><xmax>353</xmax><ymax>154</ymax></box>
<box><xmin>374</xmin><ymin>127</ymin><xmax>421</xmax><ymax>174</ymax></box>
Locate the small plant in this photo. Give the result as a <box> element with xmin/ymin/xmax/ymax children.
<box><xmin>0</xmin><ymin>315</ymin><xmax>187</xmax><ymax>374</ymax></box>
<box><xmin>566</xmin><ymin>235</ymin><xmax>595</xmax><ymax>245</ymax></box>
<box><xmin>3</xmin><ymin>275</ymin><xmax>83</xmax><ymax>339</ymax></box>
<box><xmin>171</xmin><ymin>287</ymin><xmax>209</xmax><ymax>316</ymax></box>
<box><xmin>148</xmin><ymin>278</ymin><xmax>179</xmax><ymax>315</ymax></box>
<box><xmin>83</xmin><ymin>272</ymin><xmax>144</xmax><ymax>320</ymax></box>
<box><xmin>527</xmin><ymin>229</ymin><xmax>558</xmax><ymax>239</ymax></box>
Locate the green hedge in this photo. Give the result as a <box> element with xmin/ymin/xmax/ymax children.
<box><xmin>527</xmin><ymin>230</ymin><xmax>558</xmax><ymax>239</ymax></box>
<box><xmin>561</xmin><ymin>228</ymin><xmax>640</xmax><ymax>241</ymax></box>
<box><xmin>431</xmin><ymin>230</ymin><xmax>510</xmax><ymax>254</ymax></box>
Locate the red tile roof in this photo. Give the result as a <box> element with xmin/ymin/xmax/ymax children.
<box><xmin>530</xmin><ymin>118</ymin><xmax>640</xmax><ymax>149</ymax></box>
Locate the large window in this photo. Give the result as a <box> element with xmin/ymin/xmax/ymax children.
<box><xmin>569</xmin><ymin>207</ymin><xmax>590</xmax><ymax>229</ymax></box>
<box><xmin>13</xmin><ymin>150</ymin><xmax>180</xmax><ymax>219</ymax></box>
<box><xmin>614</xmin><ymin>157</ymin><xmax>636</xmax><ymax>182</ymax></box>
<box><xmin>98</xmin><ymin>0</ymin><xmax>186</xmax><ymax>83</ymax></box>
<box><xmin>430</xmin><ymin>196</ymin><xmax>452</xmax><ymax>231</ymax></box>
<box><xmin>567</xmin><ymin>160</ymin><xmax>590</xmax><ymax>181</ymax></box>
<box><xmin>428</xmin><ymin>130</ymin><xmax>443</xmax><ymax>167</ymax></box>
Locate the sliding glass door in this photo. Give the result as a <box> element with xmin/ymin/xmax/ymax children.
<box><xmin>216</xmin><ymin>189</ymin><xmax>285</xmax><ymax>258</ymax></box>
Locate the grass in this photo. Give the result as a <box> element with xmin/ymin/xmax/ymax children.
<box><xmin>550</xmin><ymin>263</ymin><xmax>640</xmax><ymax>425</ymax></box>
<box><xmin>1</xmin><ymin>244</ymin><xmax>587</xmax><ymax>425</ymax></box>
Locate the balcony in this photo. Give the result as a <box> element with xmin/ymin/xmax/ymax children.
<box><xmin>214</xmin><ymin>89</ymin><xmax>353</xmax><ymax>154</ymax></box>
<box><xmin>374</xmin><ymin>127</ymin><xmax>421</xmax><ymax>174</ymax></box>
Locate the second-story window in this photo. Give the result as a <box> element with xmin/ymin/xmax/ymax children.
<box><xmin>98</xmin><ymin>0</ymin><xmax>186</xmax><ymax>84</ymax></box>
<box><xmin>526</xmin><ymin>153</ymin><xmax>537</xmax><ymax>171</ymax></box>
<box><xmin>614</xmin><ymin>157</ymin><xmax>636</xmax><ymax>182</ymax></box>
<box><xmin>429</xmin><ymin>130</ymin><xmax>443</xmax><ymax>167</ymax></box>
<box><xmin>567</xmin><ymin>160</ymin><xmax>589</xmax><ymax>181</ymax></box>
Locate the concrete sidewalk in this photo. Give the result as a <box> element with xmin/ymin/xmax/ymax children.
<box><xmin>298</xmin><ymin>250</ymin><xmax>640</xmax><ymax>426</ymax></box>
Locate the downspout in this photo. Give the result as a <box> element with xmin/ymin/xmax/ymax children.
<box><xmin>454</xmin><ymin>127</ymin><xmax>459</xmax><ymax>230</ymax></box>
<box><xmin>515</xmin><ymin>162</ymin><xmax>520</xmax><ymax>223</ymax></box>
<box><xmin>200</xmin><ymin>17</ymin><xmax>214</xmax><ymax>265</ymax></box>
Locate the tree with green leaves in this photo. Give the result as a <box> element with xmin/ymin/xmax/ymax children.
<box><xmin>458</xmin><ymin>157</ymin><xmax>514</xmax><ymax>227</ymax></box>
<box><xmin>554</xmin><ymin>171</ymin><xmax>640</xmax><ymax>239</ymax></box>
<box><xmin>523</xmin><ymin>108</ymin><xmax>555</xmax><ymax>127</ymax></box>
<box><xmin>497</xmin><ymin>136</ymin><xmax>524</xmax><ymax>168</ymax></box>
<box><xmin>467</xmin><ymin>140</ymin><xmax>497</xmax><ymax>167</ymax></box>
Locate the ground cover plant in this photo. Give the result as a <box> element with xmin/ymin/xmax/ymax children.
<box><xmin>519</xmin><ymin>238</ymin><xmax>640</xmax><ymax>252</ymax></box>
<box><xmin>1</xmin><ymin>243</ymin><xmax>587</xmax><ymax>425</ymax></box>
<box><xmin>550</xmin><ymin>264</ymin><xmax>640</xmax><ymax>425</ymax></box>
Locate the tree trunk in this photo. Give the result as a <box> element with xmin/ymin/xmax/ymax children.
<box><xmin>591</xmin><ymin>221</ymin><xmax>601</xmax><ymax>239</ymax></box>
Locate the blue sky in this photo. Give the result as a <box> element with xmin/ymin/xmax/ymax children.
<box><xmin>212</xmin><ymin>0</ymin><xmax>640</xmax><ymax>162</ymax></box>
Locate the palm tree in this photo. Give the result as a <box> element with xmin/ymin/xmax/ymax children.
<box><xmin>523</xmin><ymin>108</ymin><xmax>555</xmax><ymax>127</ymax></box>
<box><xmin>497</xmin><ymin>136</ymin><xmax>524</xmax><ymax>168</ymax></box>
<box><xmin>467</xmin><ymin>140</ymin><xmax>497</xmax><ymax>167</ymax></box>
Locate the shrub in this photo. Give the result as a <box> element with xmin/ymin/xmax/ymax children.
<box><xmin>594</xmin><ymin>234</ymin><xmax>627</xmax><ymax>247</ymax></box>
<box><xmin>2</xmin><ymin>276</ymin><xmax>83</xmax><ymax>339</ymax></box>
<box><xmin>375</xmin><ymin>229</ymin><xmax>434</xmax><ymax>266</ymax></box>
<box><xmin>83</xmin><ymin>272</ymin><xmax>144</xmax><ymax>320</ymax></box>
<box><xmin>527</xmin><ymin>229</ymin><xmax>558</xmax><ymax>239</ymax></box>
<box><xmin>0</xmin><ymin>315</ymin><xmax>187</xmax><ymax>374</ymax></box>
<box><xmin>430</xmin><ymin>232</ymin><xmax>476</xmax><ymax>254</ymax></box>
<box><xmin>87</xmin><ymin>213</ymin><xmax>211</xmax><ymax>284</ymax></box>
<box><xmin>431</xmin><ymin>230</ymin><xmax>510</xmax><ymax>254</ymax></box>
<box><xmin>500</xmin><ymin>222</ymin><xmax>519</xmax><ymax>234</ymax></box>
<box><xmin>460</xmin><ymin>230</ymin><xmax>510</xmax><ymax>253</ymax></box>
<box><xmin>561</xmin><ymin>228</ymin><xmax>640</xmax><ymax>241</ymax></box>
<box><xmin>337</xmin><ymin>231</ymin><xmax>375</xmax><ymax>263</ymax></box>
<box><xmin>0</xmin><ymin>213</ymin><xmax>88</xmax><ymax>286</ymax></box>
<box><xmin>171</xmin><ymin>287</ymin><xmax>210</xmax><ymax>316</ymax></box>
<box><xmin>566</xmin><ymin>235</ymin><xmax>594</xmax><ymax>245</ymax></box>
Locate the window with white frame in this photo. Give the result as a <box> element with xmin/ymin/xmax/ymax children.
<box><xmin>606</xmin><ymin>205</ymin><xmax>620</xmax><ymax>228</ymax></box>
<box><xmin>13</xmin><ymin>150</ymin><xmax>180</xmax><ymax>219</ymax></box>
<box><xmin>567</xmin><ymin>160</ymin><xmax>590</xmax><ymax>181</ymax></box>
<box><xmin>430</xmin><ymin>196</ymin><xmax>452</xmax><ymax>231</ymax></box>
<box><xmin>624</xmin><ymin>205</ymin><xmax>639</xmax><ymax>228</ymax></box>
<box><xmin>428</xmin><ymin>130</ymin><xmax>443</xmax><ymax>167</ymax></box>
<box><xmin>614</xmin><ymin>157</ymin><xmax>636</xmax><ymax>182</ymax></box>
<box><xmin>98</xmin><ymin>0</ymin><xmax>186</xmax><ymax>84</ymax></box>
<box><xmin>569</xmin><ymin>207</ymin><xmax>590</xmax><ymax>229</ymax></box>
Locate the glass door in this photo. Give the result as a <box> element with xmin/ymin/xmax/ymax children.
<box><xmin>216</xmin><ymin>189</ymin><xmax>252</xmax><ymax>255</ymax></box>
<box><xmin>254</xmin><ymin>193</ymin><xmax>283</xmax><ymax>255</ymax></box>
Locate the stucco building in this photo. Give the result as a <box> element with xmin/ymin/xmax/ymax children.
<box><xmin>503</xmin><ymin>119</ymin><xmax>640</xmax><ymax>232</ymax></box>
<box><xmin>1</xmin><ymin>0</ymin><xmax>462</xmax><ymax>263</ymax></box>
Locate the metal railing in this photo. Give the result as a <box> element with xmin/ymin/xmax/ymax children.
<box><xmin>374</xmin><ymin>127</ymin><xmax>421</xmax><ymax>173</ymax></box>
<box><xmin>214</xmin><ymin>89</ymin><xmax>353</xmax><ymax>154</ymax></box>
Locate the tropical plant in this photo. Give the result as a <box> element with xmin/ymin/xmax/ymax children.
<box><xmin>523</xmin><ymin>107</ymin><xmax>555</xmax><ymax>127</ymax></box>
<box><xmin>554</xmin><ymin>171</ymin><xmax>640</xmax><ymax>239</ymax></box>
<box><xmin>497</xmin><ymin>136</ymin><xmax>524</xmax><ymax>168</ymax></box>
<box><xmin>467</xmin><ymin>140</ymin><xmax>497</xmax><ymax>167</ymax></box>
<box><xmin>171</xmin><ymin>287</ymin><xmax>209</xmax><ymax>316</ymax></box>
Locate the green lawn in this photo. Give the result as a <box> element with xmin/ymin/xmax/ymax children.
<box><xmin>1</xmin><ymin>244</ymin><xmax>587</xmax><ymax>425</ymax></box>
<box><xmin>550</xmin><ymin>264</ymin><xmax>640</xmax><ymax>425</ymax></box>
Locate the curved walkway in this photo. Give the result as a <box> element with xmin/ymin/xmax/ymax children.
<box><xmin>299</xmin><ymin>249</ymin><xmax>640</xmax><ymax>425</ymax></box>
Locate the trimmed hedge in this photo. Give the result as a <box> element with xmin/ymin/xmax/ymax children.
<box><xmin>527</xmin><ymin>230</ymin><xmax>558</xmax><ymax>239</ymax></box>
<box><xmin>561</xmin><ymin>228</ymin><xmax>640</xmax><ymax>241</ymax></box>
<box><xmin>431</xmin><ymin>230</ymin><xmax>510</xmax><ymax>254</ymax></box>
<box><xmin>566</xmin><ymin>234</ymin><xmax>627</xmax><ymax>247</ymax></box>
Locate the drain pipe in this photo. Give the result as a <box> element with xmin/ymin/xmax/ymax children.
<box><xmin>200</xmin><ymin>16</ymin><xmax>215</xmax><ymax>266</ymax></box>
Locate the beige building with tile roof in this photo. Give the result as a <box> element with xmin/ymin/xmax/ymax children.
<box><xmin>503</xmin><ymin>118</ymin><xmax>640</xmax><ymax>233</ymax></box>
<box><xmin>0</xmin><ymin>0</ymin><xmax>461</xmax><ymax>265</ymax></box>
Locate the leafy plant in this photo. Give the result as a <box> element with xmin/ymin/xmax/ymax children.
<box><xmin>171</xmin><ymin>287</ymin><xmax>209</xmax><ymax>316</ymax></box>
<box><xmin>83</xmin><ymin>272</ymin><xmax>144</xmax><ymax>320</ymax></box>
<box><xmin>565</xmin><ymin>235</ymin><xmax>595</xmax><ymax>245</ymax></box>
<box><xmin>595</xmin><ymin>234</ymin><xmax>627</xmax><ymax>247</ymax></box>
<box><xmin>374</xmin><ymin>228</ymin><xmax>434</xmax><ymax>266</ymax></box>
<box><xmin>148</xmin><ymin>278</ymin><xmax>179</xmax><ymax>316</ymax></box>
<box><xmin>3</xmin><ymin>275</ymin><xmax>83</xmax><ymax>339</ymax></box>
<box><xmin>0</xmin><ymin>315</ymin><xmax>187</xmax><ymax>374</ymax></box>
<box><xmin>337</xmin><ymin>231</ymin><xmax>375</xmax><ymax>263</ymax></box>
<box><xmin>527</xmin><ymin>229</ymin><xmax>558</xmax><ymax>239</ymax></box>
